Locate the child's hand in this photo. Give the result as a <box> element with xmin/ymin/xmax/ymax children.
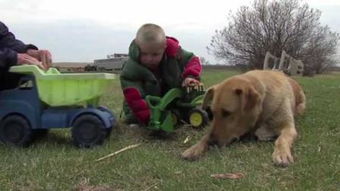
<box><xmin>182</xmin><ymin>77</ymin><xmax>200</xmax><ymax>87</ymax></box>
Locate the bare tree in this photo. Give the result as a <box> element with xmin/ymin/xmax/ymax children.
<box><xmin>208</xmin><ymin>0</ymin><xmax>339</xmax><ymax>74</ymax></box>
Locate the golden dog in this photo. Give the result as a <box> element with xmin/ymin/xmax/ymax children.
<box><xmin>181</xmin><ymin>70</ymin><xmax>305</xmax><ymax>167</ymax></box>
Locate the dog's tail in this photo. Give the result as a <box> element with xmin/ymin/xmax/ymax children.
<box><xmin>289</xmin><ymin>78</ymin><xmax>306</xmax><ymax>115</ymax></box>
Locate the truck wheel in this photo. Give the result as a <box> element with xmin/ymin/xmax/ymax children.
<box><xmin>105</xmin><ymin>128</ymin><xmax>112</xmax><ymax>138</ymax></box>
<box><xmin>188</xmin><ymin>108</ymin><xmax>209</xmax><ymax>129</ymax></box>
<box><xmin>0</xmin><ymin>115</ymin><xmax>32</xmax><ymax>147</ymax></box>
<box><xmin>71</xmin><ymin>114</ymin><xmax>106</xmax><ymax>148</ymax></box>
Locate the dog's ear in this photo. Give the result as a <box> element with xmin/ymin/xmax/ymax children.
<box><xmin>202</xmin><ymin>86</ymin><xmax>215</xmax><ymax>110</ymax></box>
<box><xmin>235</xmin><ymin>86</ymin><xmax>260</xmax><ymax>111</ymax></box>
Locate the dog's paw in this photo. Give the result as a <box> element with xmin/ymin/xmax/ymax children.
<box><xmin>272</xmin><ymin>149</ymin><xmax>294</xmax><ymax>167</ymax></box>
<box><xmin>181</xmin><ymin>144</ymin><xmax>206</xmax><ymax>161</ymax></box>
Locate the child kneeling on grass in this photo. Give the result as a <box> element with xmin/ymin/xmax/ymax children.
<box><xmin>120</xmin><ymin>23</ymin><xmax>202</xmax><ymax>126</ymax></box>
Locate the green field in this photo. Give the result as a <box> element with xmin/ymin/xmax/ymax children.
<box><xmin>0</xmin><ymin>69</ymin><xmax>339</xmax><ymax>191</ymax></box>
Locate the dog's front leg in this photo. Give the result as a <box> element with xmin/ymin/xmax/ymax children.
<box><xmin>181</xmin><ymin>133</ymin><xmax>210</xmax><ymax>161</ymax></box>
<box><xmin>272</xmin><ymin>122</ymin><xmax>297</xmax><ymax>167</ymax></box>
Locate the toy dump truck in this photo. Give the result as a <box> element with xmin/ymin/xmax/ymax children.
<box><xmin>0</xmin><ymin>65</ymin><xmax>116</xmax><ymax>148</ymax></box>
<box><xmin>146</xmin><ymin>85</ymin><xmax>209</xmax><ymax>132</ymax></box>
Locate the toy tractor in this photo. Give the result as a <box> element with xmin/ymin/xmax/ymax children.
<box><xmin>145</xmin><ymin>84</ymin><xmax>209</xmax><ymax>132</ymax></box>
<box><xmin>0</xmin><ymin>65</ymin><xmax>117</xmax><ymax>148</ymax></box>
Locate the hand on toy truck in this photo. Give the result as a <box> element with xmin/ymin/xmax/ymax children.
<box><xmin>182</xmin><ymin>77</ymin><xmax>203</xmax><ymax>93</ymax></box>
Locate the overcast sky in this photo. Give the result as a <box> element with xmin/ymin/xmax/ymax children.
<box><xmin>1</xmin><ymin>0</ymin><xmax>340</xmax><ymax>63</ymax></box>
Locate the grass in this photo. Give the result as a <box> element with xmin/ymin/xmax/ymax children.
<box><xmin>0</xmin><ymin>69</ymin><xmax>339</xmax><ymax>191</ymax></box>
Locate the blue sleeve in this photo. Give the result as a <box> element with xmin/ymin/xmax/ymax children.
<box><xmin>0</xmin><ymin>21</ymin><xmax>38</xmax><ymax>69</ymax></box>
<box><xmin>0</xmin><ymin>47</ymin><xmax>17</xmax><ymax>69</ymax></box>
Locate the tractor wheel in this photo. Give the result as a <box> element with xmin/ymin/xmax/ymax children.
<box><xmin>71</xmin><ymin>114</ymin><xmax>107</xmax><ymax>148</ymax></box>
<box><xmin>188</xmin><ymin>108</ymin><xmax>209</xmax><ymax>129</ymax></box>
<box><xmin>170</xmin><ymin>110</ymin><xmax>181</xmax><ymax>128</ymax></box>
<box><xmin>205</xmin><ymin>106</ymin><xmax>214</xmax><ymax>120</ymax></box>
<box><xmin>0</xmin><ymin>115</ymin><xmax>32</xmax><ymax>147</ymax></box>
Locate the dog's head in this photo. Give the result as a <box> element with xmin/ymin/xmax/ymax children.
<box><xmin>203</xmin><ymin>77</ymin><xmax>263</xmax><ymax>147</ymax></box>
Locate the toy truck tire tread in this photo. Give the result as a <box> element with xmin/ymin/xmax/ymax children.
<box><xmin>71</xmin><ymin>114</ymin><xmax>107</xmax><ymax>148</ymax></box>
<box><xmin>0</xmin><ymin>115</ymin><xmax>32</xmax><ymax>147</ymax></box>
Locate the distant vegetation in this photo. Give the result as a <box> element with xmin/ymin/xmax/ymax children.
<box><xmin>208</xmin><ymin>0</ymin><xmax>340</xmax><ymax>75</ymax></box>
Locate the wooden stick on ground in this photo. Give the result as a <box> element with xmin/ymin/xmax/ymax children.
<box><xmin>95</xmin><ymin>143</ymin><xmax>141</xmax><ymax>162</ymax></box>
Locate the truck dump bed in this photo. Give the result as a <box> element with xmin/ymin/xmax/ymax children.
<box><xmin>10</xmin><ymin>65</ymin><xmax>115</xmax><ymax>106</ymax></box>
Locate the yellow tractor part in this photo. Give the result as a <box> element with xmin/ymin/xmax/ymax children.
<box><xmin>189</xmin><ymin>112</ymin><xmax>203</xmax><ymax>128</ymax></box>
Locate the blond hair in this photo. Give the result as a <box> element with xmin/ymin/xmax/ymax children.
<box><xmin>135</xmin><ymin>23</ymin><xmax>166</xmax><ymax>45</ymax></box>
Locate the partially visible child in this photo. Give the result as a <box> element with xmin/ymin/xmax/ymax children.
<box><xmin>120</xmin><ymin>23</ymin><xmax>202</xmax><ymax>125</ymax></box>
